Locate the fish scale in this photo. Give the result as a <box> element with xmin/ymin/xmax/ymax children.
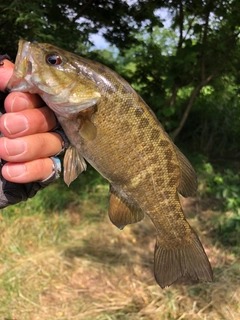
<box><xmin>7</xmin><ymin>40</ymin><xmax>213</xmax><ymax>288</ymax></box>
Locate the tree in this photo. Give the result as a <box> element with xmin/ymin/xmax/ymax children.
<box><xmin>1</xmin><ymin>0</ymin><xmax>240</xmax><ymax>146</ymax></box>
<box><xmin>165</xmin><ymin>0</ymin><xmax>240</xmax><ymax>138</ymax></box>
<box><xmin>113</xmin><ymin>1</ymin><xmax>240</xmax><ymax>139</ymax></box>
<box><xmin>0</xmin><ymin>0</ymin><xmax>162</xmax><ymax>57</ymax></box>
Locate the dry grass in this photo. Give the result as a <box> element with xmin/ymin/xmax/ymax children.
<box><xmin>0</xmin><ymin>173</ymin><xmax>240</xmax><ymax>320</ymax></box>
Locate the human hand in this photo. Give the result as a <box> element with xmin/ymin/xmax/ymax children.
<box><xmin>0</xmin><ymin>58</ymin><xmax>65</xmax><ymax>183</ymax></box>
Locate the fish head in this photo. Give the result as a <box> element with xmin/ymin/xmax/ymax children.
<box><xmin>7</xmin><ymin>40</ymin><xmax>101</xmax><ymax>117</ymax></box>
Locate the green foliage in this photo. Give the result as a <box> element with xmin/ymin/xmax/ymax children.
<box><xmin>1</xmin><ymin>0</ymin><xmax>240</xmax><ymax>147</ymax></box>
<box><xmin>0</xmin><ymin>0</ymin><xmax>163</xmax><ymax>57</ymax></box>
<box><xmin>196</xmin><ymin>161</ymin><xmax>236</xmax><ymax>206</ymax></box>
<box><xmin>179</xmin><ymin>83</ymin><xmax>240</xmax><ymax>157</ymax></box>
<box><xmin>202</xmin><ymin>166</ymin><xmax>240</xmax><ymax>214</ymax></box>
<box><xmin>214</xmin><ymin>169</ymin><xmax>240</xmax><ymax>247</ymax></box>
<box><xmin>198</xmin><ymin>161</ymin><xmax>240</xmax><ymax>246</ymax></box>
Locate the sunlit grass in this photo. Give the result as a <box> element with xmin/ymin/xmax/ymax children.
<box><xmin>0</xmin><ymin>167</ymin><xmax>240</xmax><ymax>319</ymax></box>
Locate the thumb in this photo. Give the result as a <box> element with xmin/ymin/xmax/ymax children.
<box><xmin>0</xmin><ymin>59</ymin><xmax>14</xmax><ymax>92</ymax></box>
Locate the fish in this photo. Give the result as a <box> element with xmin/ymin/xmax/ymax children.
<box><xmin>7</xmin><ymin>40</ymin><xmax>213</xmax><ymax>288</ymax></box>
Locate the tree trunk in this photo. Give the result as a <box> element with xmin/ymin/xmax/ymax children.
<box><xmin>171</xmin><ymin>75</ymin><xmax>214</xmax><ymax>139</ymax></box>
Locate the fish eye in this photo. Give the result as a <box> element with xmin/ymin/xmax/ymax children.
<box><xmin>46</xmin><ymin>54</ymin><xmax>63</xmax><ymax>66</ymax></box>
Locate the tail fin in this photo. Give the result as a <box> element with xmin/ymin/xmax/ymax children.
<box><xmin>154</xmin><ymin>230</ymin><xmax>213</xmax><ymax>288</ymax></box>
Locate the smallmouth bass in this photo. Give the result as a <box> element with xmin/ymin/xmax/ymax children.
<box><xmin>7</xmin><ymin>40</ymin><xmax>213</xmax><ymax>288</ymax></box>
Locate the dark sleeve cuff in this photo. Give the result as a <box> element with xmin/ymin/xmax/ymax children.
<box><xmin>0</xmin><ymin>159</ymin><xmax>60</xmax><ymax>209</ymax></box>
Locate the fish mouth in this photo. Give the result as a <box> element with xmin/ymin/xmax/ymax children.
<box><xmin>7</xmin><ymin>40</ymin><xmax>33</xmax><ymax>92</ymax></box>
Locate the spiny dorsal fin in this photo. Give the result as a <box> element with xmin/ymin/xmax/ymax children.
<box><xmin>174</xmin><ymin>145</ymin><xmax>198</xmax><ymax>197</ymax></box>
<box><xmin>109</xmin><ymin>186</ymin><xmax>144</xmax><ymax>229</ymax></box>
<box><xmin>63</xmin><ymin>146</ymin><xmax>87</xmax><ymax>186</ymax></box>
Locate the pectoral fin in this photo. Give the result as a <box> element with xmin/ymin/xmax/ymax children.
<box><xmin>109</xmin><ymin>186</ymin><xmax>144</xmax><ymax>229</ymax></box>
<box><xmin>77</xmin><ymin>105</ymin><xmax>97</xmax><ymax>141</ymax></box>
<box><xmin>63</xmin><ymin>146</ymin><xmax>87</xmax><ymax>186</ymax></box>
<box><xmin>174</xmin><ymin>146</ymin><xmax>198</xmax><ymax>197</ymax></box>
<box><xmin>79</xmin><ymin>119</ymin><xmax>97</xmax><ymax>141</ymax></box>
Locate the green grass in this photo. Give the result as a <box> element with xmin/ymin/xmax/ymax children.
<box><xmin>0</xmin><ymin>166</ymin><xmax>240</xmax><ymax>319</ymax></box>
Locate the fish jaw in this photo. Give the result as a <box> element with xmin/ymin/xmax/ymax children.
<box><xmin>7</xmin><ymin>40</ymin><xmax>34</xmax><ymax>93</ymax></box>
<box><xmin>7</xmin><ymin>40</ymin><xmax>57</xmax><ymax>96</ymax></box>
<box><xmin>7</xmin><ymin>40</ymin><xmax>101</xmax><ymax>118</ymax></box>
<box><xmin>7</xmin><ymin>40</ymin><xmax>70</xmax><ymax>111</ymax></box>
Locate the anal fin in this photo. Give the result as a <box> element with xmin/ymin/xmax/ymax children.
<box><xmin>63</xmin><ymin>146</ymin><xmax>87</xmax><ymax>186</ymax></box>
<box><xmin>109</xmin><ymin>186</ymin><xmax>144</xmax><ymax>229</ymax></box>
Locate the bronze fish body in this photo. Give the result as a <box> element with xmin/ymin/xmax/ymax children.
<box><xmin>7</xmin><ymin>40</ymin><xmax>213</xmax><ymax>288</ymax></box>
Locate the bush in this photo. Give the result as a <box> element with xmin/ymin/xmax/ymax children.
<box><xmin>198</xmin><ymin>162</ymin><xmax>240</xmax><ymax>246</ymax></box>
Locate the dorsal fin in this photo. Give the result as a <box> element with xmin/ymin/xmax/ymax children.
<box><xmin>109</xmin><ymin>186</ymin><xmax>144</xmax><ymax>229</ymax></box>
<box><xmin>174</xmin><ymin>146</ymin><xmax>198</xmax><ymax>197</ymax></box>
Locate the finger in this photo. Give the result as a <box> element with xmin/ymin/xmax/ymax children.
<box><xmin>4</xmin><ymin>92</ymin><xmax>44</xmax><ymax>112</ymax></box>
<box><xmin>0</xmin><ymin>132</ymin><xmax>63</xmax><ymax>162</ymax></box>
<box><xmin>0</xmin><ymin>60</ymin><xmax>43</xmax><ymax>112</ymax></box>
<box><xmin>1</xmin><ymin>158</ymin><xmax>55</xmax><ymax>183</ymax></box>
<box><xmin>0</xmin><ymin>59</ymin><xmax>14</xmax><ymax>91</ymax></box>
<box><xmin>0</xmin><ymin>107</ymin><xmax>57</xmax><ymax>138</ymax></box>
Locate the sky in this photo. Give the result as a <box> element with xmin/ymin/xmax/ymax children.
<box><xmin>89</xmin><ymin>34</ymin><xmax>110</xmax><ymax>49</ymax></box>
<box><xmin>89</xmin><ymin>7</ymin><xmax>170</xmax><ymax>50</ymax></box>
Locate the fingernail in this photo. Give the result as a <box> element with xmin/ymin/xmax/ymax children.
<box><xmin>4</xmin><ymin>139</ymin><xmax>27</xmax><ymax>156</ymax></box>
<box><xmin>4</xmin><ymin>113</ymin><xmax>29</xmax><ymax>134</ymax></box>
<box><xmin>6</xmin><ymin>164</ymin><xmax>26</xmax><ymax>178</ymax></box>
<box><xmin>11</xmin><ymin>96</ymin><xmax>30</xmax><ymax>112</ymax></box>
